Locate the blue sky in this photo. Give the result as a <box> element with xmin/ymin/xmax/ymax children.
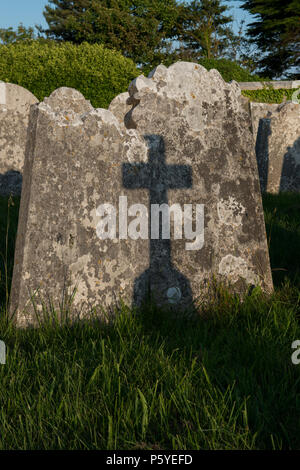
<box><xmin>0</xmin><ymin>0</ymin><xmax>48</xmax><ymax>30</ymax></box>
<box><xmin>0</xmin><ymin>0</ymin><xmax>253</xmax><ymax>34</ymax></box>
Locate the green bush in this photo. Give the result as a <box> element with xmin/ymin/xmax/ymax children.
<box><xmin>198</xmin><ymin>58</ymin><xmax>263</xmax><ymax>83</ymax></box>
<box><xmin>0</xmin><ymin>41</ymin><xmax>139</xmax><ymax>108</ymax></box>
<box><xmin>141</xmin><ymin>57</ymin><xmax>263</xmax><ymax>83</ymax></box>
<box><xmin>241</xmin><ymin>88</ymin><xmax>296</xmax><ymax>104</ymax></box>
<box><xmin>0</xmin><ymin>42</ymin><xmax>293</xmax><ymax>106</ymax></box>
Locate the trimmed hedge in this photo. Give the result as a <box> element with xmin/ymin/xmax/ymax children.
<box><xmin>0</xmin><ymin>41</ymin><xmax>139</xmax><ymax>108</ymax></box>
<box><xmin>198</xmin><ymin>60</ymin><xmax>296</xmax><ymax>103</ymax></box>
<box><xmin>241</xmin><ymin>88</ymin><xmax>296</xmax><ymax>104</ymax></box>
<box><xmin>198</xmin><ymin>58</ymin><xmax>263</xmax><ymax>83</ymax></box>
<box><xmin>141</xmin><ymin>57</ymin><xmax>263</xmax><ymax>83</ymax></box>
<box><xmin>0</xmin><ymin>42</ymin><xmax>291</xmax><ymax>106</ymax></box>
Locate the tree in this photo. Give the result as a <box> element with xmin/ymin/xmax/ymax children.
<box><xmin>0</xmin><ymin>24</ymin><xmax>36</xmax><ymax>45</ymax></box>
<box><xmin>40</xmin><ymin>0</ymin><xmax>239</xmax><ymax>69</ymax></box>
<box><xmin>39</xmin><ymin>0</ymin><xmax>181</xmax><ymax>66</ymax></box>
<box><xmin>173</xmin><ymin>0</ymin><xmax>235</xmax><ymax>61</ymax></box>
<box><xmin>234</xmin><ymin>0</ymin><xmax>300</xmax><ymax>78</ymax></box>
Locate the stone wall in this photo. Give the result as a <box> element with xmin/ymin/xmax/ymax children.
<box><xmin>239</xmin><ymin>80</ymin><xmax>300</xmax><ymax>91</ymax></box>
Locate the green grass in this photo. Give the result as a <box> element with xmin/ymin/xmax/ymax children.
<box><xmin>0</xmin><ymin>193</ymin><xmax>300</xmax><ymax>450</ymax></box>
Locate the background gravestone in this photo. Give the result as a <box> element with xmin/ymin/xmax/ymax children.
<box><xmin>255</xmin><ymin>102</ymin><xmax>300</xmax><ymax>193</ymax></box>
<box><xmin>249</xmin><ymin>102</ymin><xmax>280</xmax><ymax>192</ymax></box>
<box><xmin>108</xmin><ymin>92</ymin><xmax>131</xmax><ymax>127</ymax></box>
<box><xmin>0</xmin><ymin>82</ymin><xmax>38</xmax><ymax>196</ymax></box>
<box><xmin>250</xmin><ymin>102</ymin><xmax>280</xmax><ymax>138</ymax></box>
<box><xmin>10</xmin><ymin>63</ymin><xmax>273</xmax><ymax>327</ymax></box>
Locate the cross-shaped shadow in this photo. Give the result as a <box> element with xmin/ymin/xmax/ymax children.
<box><xmin>122</xmin><ymin>134</ymin><xmax>193</xmax><ymax>309</ymax></box>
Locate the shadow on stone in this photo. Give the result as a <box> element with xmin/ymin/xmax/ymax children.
<box><xmin>255</xmin><ymin>118</ymin><xmax>271</xmax><ymax>193</ymax></box>
<box><xmin>279</xmin><ymin>136</ymin><xmax>300</xmax><ymax>192</ymax></box>
<box><xmin>122</xmin><ymin>134</ymin><xmax>193</xmax><ymax>310</ymax></box>
<box><xmin>0</xmin><ymin>170</ymin><xmax>22</xmax><ymax>197</ymax></box>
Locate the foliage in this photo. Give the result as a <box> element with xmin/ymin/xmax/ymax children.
<box><xmin>173</xmin><ymin>0</ymin><xmax>235</xmax><ymax>61</ymax></box>
<box><xmin>242</xmin><ymin>88</ymin><xmax>296</xmax><ymax>103</ymax></box>
<box><xmin>1</xmin><ymin>193</ymin><xmax>300</xmax><ymax>449</ymax></box>
<box><xmin>198</xmin><ymin>57</ymin><xmax>262</xmax><ymax>82</ymax></box>
<box><xmin>141</xmin><ymin>58</ymin><xmax>264</xmax><ymax>83</ymax></box>
<box><xmin>0</xmin><ymin>24</ymin><xmax>36</xmax><ymax>45</ymax></box>
<box><xmin>40</xmin><ymin>0</ymin><xmax>241</xmax><ymax>69</ymax></box>
<box><xmin>39</xmin><ymin>0</ymin><xmax>180</xmax><ymax>67</ymax></box>
<box><xmin>235</xmin><ymin>0</ymin><xmax>300</xmax><ymax>79</ymax></box>
<box><xmin>0</xmin><ymin>41</ymin><xmax>139</xmax><ymax>108</ymax></box>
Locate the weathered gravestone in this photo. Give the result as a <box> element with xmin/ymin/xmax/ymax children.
<box><xmin>121</xmin><ymin>62</ymin><xmax>273</xmax><ymax>296</ymax></box>
<box><xmin>0</xmin><ymin>82</ymin><xmax>38</xmax><ymax>196</ymax></box>
<box><xmin>255</xmin><ymin>101</ymin><xmax>300</xmax><ymax>193</ymax></box>
<box><xmin>10</xmin><ymin>63</ymin><xmax>273</xmax><ymax>327</ymax></box>
<box><xmin>249</xmin><ymin>102</ymin><xmax>280</xmax><ymax>139</ymax></box>
<box><xmin>10</xmin><ymin>87</ymin><xmax>151</xmax><ymax>326</ymax></box>
<box><xmin>108</xmin><ymin>92</ymin><xmax>131</xmax><ymax>127</ymax></box>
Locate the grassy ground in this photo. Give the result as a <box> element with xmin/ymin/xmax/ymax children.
<box><xmin>0</xmin><ymin>194</ymin><xmax>299</xmax><ymax>450</ymax></box>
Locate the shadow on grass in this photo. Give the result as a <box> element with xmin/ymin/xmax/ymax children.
<box><xmin>1</xmin><ymin>286</ymin><xmax>299</xmax><ymax>450</ymax></box>
<box><xmin>263</xmin><ymin>193</ymin><xmax>300</xmax><ymax>288</ymax></box>
<box><xmin>0</xmin><ymin>194</ymin><xmax>300</xmax><ymax>449</ymax></box>
<box><xmin>0</xmin><ymin>196</ymin><xmax>20</xmax><ymax>311</ymax></box>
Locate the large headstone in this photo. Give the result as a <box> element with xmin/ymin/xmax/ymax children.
<box><xmin>124</xmin><ymin>62</ymin><xmax>273</xmax><ymax>297</ymax></box>
<box><xmin>10</xmin><ymin>63</ymin><xmax>273</xmax><ymax>327</ymax></box>
<box><xmin>0</xmin><ymin>82</ymin><xmax>38</xmax><ymax>196</ymax></box>
<box><xmin>10</xmin><ymin>87</ymin><xmax>151</xmax><ymax>326</ymax></box>
<box><xmin>255</xmin><ymin>102</ymin><xmax>300</xmax><ymax>193</ymax></box>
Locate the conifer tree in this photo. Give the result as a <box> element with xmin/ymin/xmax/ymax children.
<box><xmin>236</xmin><ymin>0</ymin><xmax>300</xmax><ymax>78</ymax></box>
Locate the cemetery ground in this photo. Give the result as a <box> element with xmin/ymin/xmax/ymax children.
<box><xmin>0</xmin><ymin>194</ymin><xmax>300</xmax><ymax>450</ymax></box>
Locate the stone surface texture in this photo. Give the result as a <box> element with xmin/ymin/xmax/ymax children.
<box><xmin>108</xmin><ymin>92</ymin><xmax>131</xmax><ymax>127</ymax></box>
<box><xmin>10</xmin><ymin>87</ymin><xmax>151</xmax><ymax>326</ymax></box>
<box><xmin>250</xmin><ymin>102</ymin><xmax>280</xmax><ymax>138</ymax></box>
<box><xmin>0</xmin><ymin>82</ymin><xmax>38</xmax><ymax>196</ymax></box>
<box><xmin>124</xmin><ymin>62</ymin><xmax>273</xmax><ymax>303</ymax></box>
<box><xmin>10</xmin><ymin>64</ymin><xmax>273</xmax><ymax>327</ymax></box>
